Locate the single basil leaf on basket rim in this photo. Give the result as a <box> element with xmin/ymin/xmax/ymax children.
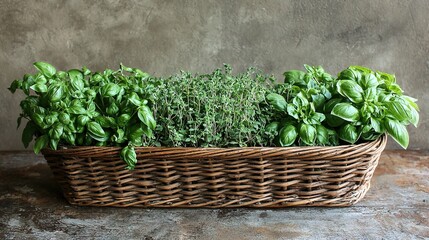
<box><xmin>120</xmin><ymin>145</ymin><xmax>137</xmax><ymax>170</ymax></box>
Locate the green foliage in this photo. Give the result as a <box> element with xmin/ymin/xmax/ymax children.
<box><xmin>9</xmin><ymin>62</ymin><xmax>156</xmax><ymax>169</ymax></box>
<box><xmin>141</xmin><ymin>65</ymin><xmax>275</xmax><ymax>147</ymax></box>
<box><xmin>10</xmin><ymin>62</ymin><xmax>420</xmax><ymax>171</ymax></box>
<box><xmin>266</xmin><ymin>65</ymin><xmax>419</xmax><ymax>148</ymax></box>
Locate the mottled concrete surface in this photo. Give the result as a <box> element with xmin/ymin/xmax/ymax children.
<box><xmin>1</xmin><ymin>0</ymin><xmax>429</xmax><ymax>150</ymax></box>
<box><xmin>0</xmin><ymin>150</ymin><xmax>428</xmax><ymax>239</ymax></box>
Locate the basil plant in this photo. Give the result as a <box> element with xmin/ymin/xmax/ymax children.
<box><xmin>9</xmin><ymin>62</ymin><xmax>156</xmax><ymax>169</ymax></box>
<box><xmin>266</xmin><ymin>65</ymin><xmax>419</xmax><ymax>148</ymax></box>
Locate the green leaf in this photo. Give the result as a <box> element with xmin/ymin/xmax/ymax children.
<box><xmin>49</xmin><ymin>123</ymin><xmax>64</xmax><ymax>140</ymax></box>
<box><xmin>22</xmin><ymin>121</ymin><xmax>37</xmax><ymax>148</ymax></box>
<box><xmin>316</xmin><ymin>125</ymin><xmax>329</xmax><ymax>145</ymax></box>
<box><xmin>128</xmin><ymin>92</ymin><xmax>141</xmax><ymax>106</ymax></box>
<box><xmin>360</xmin><ymin>73</ymin><xmax>378</xmax><ymax>89</ymax></box>
<box><xmin>364</xmin><ymin>87</ymin><xmax>377</xmax><ymax>102</ymax></box>
<box><xmin>47</xmin><ymin>84</ymin><xmax>64</xmax><ymax>102</ymax></box>
<box><xmin>68</xmin><ymin>69</ymin><xmax>84</xmax><ymax>91</ymax></box>
<box><xmin>8</xmin><ymin>80</ymin><xmax>22</xmax><ymax>93</ymax></box>
<box><xmin>59</xmin><ymin>113</ymin><xmax>71</xmax><ymax>125</ymax></box>
<box><xmin>138</xmin><ymin>105</ymin><xmax>156</xmax><ymax>130</ymax></box>
<box><xmin>283</xmin><ymin>70</ymin><xmax>306</xmax><ymax>86</ymax></box>
<box><xmin>279</xmin><ymin>125</ymin><xmax>298</xmax><ymax>146</ymax></box>
<box><xmin>331</xmin><ymin>103</ymin><xmax>360</xmax><ymax>122</ymax></box>
<box><xmin>120</xmin><ymin>146</ymin><xmax>137</xmax><ymax>170</ymax></box>
<box><xmin>402</xmin><ymin>96</ymin><xmax>419</xmax><ymax>111</ymax></box>
<box><xmin>34</xmin><ymin>62</ymin><xmax>56</xmax><ymax>78</ymax></box>
<box><xmin>30</xmin><ymin>83</ymin><xmax>48</xmax><ymax>93</ymax></box>
<box><xmin>266</xmin><ymin>93</ymin><xmax>287</xmax><ymax>111</ymax></box>
<box><xmin>95</xmin><ymin>116</ymin><xmax>116</xmax><ymax>128</ymax></box>
<box><xmin>117</xmin><ymin>114</ymin><xmax>131</xmax><ymax>127</ymax></box>
<box><xmin>385</xmin><ymin>101</ymin><xmax>408</xmax><ymax>122</ymax></box>
<box><xmin>384</xmin><ymin>118</ymin><xmax>409</xmax><ymax>149</ymax></box>
<box><xmin>87</xmin><ymin>121</ymin><xmax>106</xmax><ymax>138</ymax></box>
<box><xmin>63</xmin><ymin>133</ymin><xmax>76</xmax><ymax>145</ymax></box>
<box><xmin>77</xmin><ymin>115</ymin><xmax>90</xmax><ymax>127</ymax></box>
<box><xmin>339</xmin><ymin>124</ymin><xmax>359</xmax><ymax>144</ymax></box>
<box><xmin>49</xmin><ymin>138</ymin><xmax>59</xmax><ymax>150</ymax></box>
<box><xmin>69</xmin><ymin>100</ymin><xmax>86</xmax><ymax>115</ymax></box>
<box><xmin>336</xmin><ymin>80</ymin><xmax>364</xmax><ymax>103</ymax></box>
<box><xmin>408</xmin><ymin>106</ymin><xmax>419</xmax><ymax>128</ymax></box>
<box><xmin>370</xmin><ymin>118</ymin><xmax>382</xmax><ymax>133</ymax></box>
<box><xmin>299</xmin><ymin>124</ymin><xmax>317</xmax><ymax>145</ymax></box>
<box><xmin>129</xmin><ymin>125</ymin><xmax>144</xmax><ymax>146</ymax></box>
<box><xmin>338</xmin><ymin>68</ymin><xmax>361</xmax><ymax>82</ymax></box>
<box><xmin>265</xmin><ymin>122</ymin><xmax>280</xmax><ymax>133</ymax></box>
<box><xmin>101</xmin><ymin>83</ymin><xmax>121</xmax><ymax>97</ymax></box>
<box><xmin>34</xmin><ymin>135</ymin><xmax>49</xmax><ymax>154</ymax></box>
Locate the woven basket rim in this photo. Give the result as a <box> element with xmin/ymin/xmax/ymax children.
<box><xmin>42</xmin><ymin>134</ymin><xmax>387</xmax><ymax>154</ymax></box>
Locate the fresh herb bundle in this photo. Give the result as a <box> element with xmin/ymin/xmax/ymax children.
<box><xmin>9</xmin><ymin>62</ymin><xmax>419</xmax><ymax>170</ymax></box>
<box><xmin>9</xmin><ymin>62</ymin><xmax>156</xmax><ymax>169</ymax></box>
<box><xmin>141</xmin><ymin>65</ymin><xmax>275</xmax><ymax>147</ymax></box>
<box><xmin>266</xmin><ymin>65</ymin><xmax>419</xmax><ymax>148</ymax></box>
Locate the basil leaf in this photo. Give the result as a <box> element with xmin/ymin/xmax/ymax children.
<box><xmin>138</xmin><ymin>105</ymin><xmax>156</xmax><ymax>130</ymax></box>
<box><xmin>279</xmin><ymin>125</ymin><xmax>298</xmax><ymax>146</ymax></box>
<box><xmin>385</xmin><ymin>101</ymin><xmax>408</xmax><ymax>122</ymax></box>
<box><xmin>49</xmin><ymin>123</ymin><xmax>64</xmax><ymax>140</ymax></box>
<box><xmin>364</xmin><ymin>87</ymin><xmax>377</xmax><ymax>102</ymax></box>
<box><xmin>120</xmin><ymin>146</ymin><xmax>137</xmax><ymax>170</ymax></box>
<box><xmin>265</xmin><ymin>122</ymin><xmax>280</xmax><ymax>133</ymax></box>
<box><xmin>338</xmin><ymin>68</ymin><xmax>361</xmax><ymax>82</ymax></box>
<box><xmin>30</xmin><ymin>83</ymin><xmax>48</xmax><ymax>93</ymax></box>
<box><xmin>77</xmin><ymin>115</ymin><xmax>90</xmax><ymax>127</ymax></box>
<box><xmin>34</xmin><ymin>62</ymin><xmax>56</xmax><ymax>78</ymax></box>
<box><xmin>339</xmin><ymin>124</ymin><xmax>359</xmax><ymax>144</ymax></box>
<box><xmin>299</xmin><ymin>124</ymin><xmax>316</xmax><ymax>145</ymax></box>
<box><xmin>69</xmin><ymin>100</ymin><xmax>86</xmax><ymax>115</ymax></box>
<box><xmin>266</xmin><ymin>93</ymin><xmax>287</xmax><ymax>111</ymax></box>
<box><xmin>68</xmin><ymin>69</ymin><xmax>84</xmax><ymax>91</ymax></box>
<box><xmin>34</xmin><ymin>135</ymin><xmax>49</xmax><ymax>154</ymax></box>
<box><xmin>316</xmin><ymin>125</ymin><xmax>329</xmax><ymax>145</ymax></box>
<box><xmin>336</xmin><ymin>80</ymin><xmax>364</xmax><ymax>103</ymax></box>
<box><xmin>129</xmin><ymin>125</ymin><xmax>144</xmax><ymax>146</ymax></box>
<box><xmin>360</xmin><ymin>73</ymin><xmax>378</xmax><ymax>89</ymax></box>
<box><xmin>22</xmin><ymin>121</ymin><xmax>37</xmax><ymax>148</ymax></box>
<box><xmin>384</xmin><ymin>118</ymin><xmax>409</xmax><ymax>149</ymax></box>
<box><xmin>88</xmin><ymin>121</ymin><xmax>106</xmax><ymax>138</ymax></box>
<box><xmin>331</xmin><ymin>103</ymin><xmax>360</xmax><ymax>122</ymax></box>
<box><xmin>101</xmin><ymin>83</ymin><xmax>121</xmax><ymax>97</ymax></box>
<box><xmin>118</xmin><ymin>114</ymin><xmax>131</xmax><ymax>127</ymax></box>
<box><xmin>370</xmin><ymin>118</ymin><xmax>382</xmax><ymax>133</ymax></box>
<box><xmin>128</xmin><ymin>92</ymin><xmax>141</xmax><ymax>106</ymax></box>
<box><xmin>50</xmin><ymin>138</ymin><xmax>59</xmax><ymax>150</ymax></box>
<box><xmin>283</xmin><ymin>70</ymin><xmax>306</xmax><ymax>86</ymax></box>
<box><xmin>47</xmin><ymin>84</ymin><xmax>65</xmax><ymax>102</ymax></box>
<box><xmin>106</xmin><ymin>102</ymin><xmax>119</xmax><ymax>116</ymax></box>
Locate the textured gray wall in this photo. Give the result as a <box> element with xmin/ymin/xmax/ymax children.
<box><xmin>1</xmin><ymin>0</ymin><xmax>428</xmax><ymax>150</ymax></box>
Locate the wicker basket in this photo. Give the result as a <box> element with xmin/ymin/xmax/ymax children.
<box><xmin>42</xmin><ymin>135</ymin><xmax>387</xmax><ymax>208</ymax></box>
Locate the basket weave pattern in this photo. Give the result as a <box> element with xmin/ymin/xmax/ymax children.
<box><xmin>42</xmin><ymin>135</ymin><xmax>386</xmax><ymax>208</ymax></box>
